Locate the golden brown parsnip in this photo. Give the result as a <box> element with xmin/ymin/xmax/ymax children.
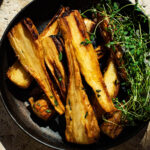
<box><xmin>39</xmin><ymin>7</ymin><xmax>67</xmax><ymax>40</ymax></box>
<box><xmin>7</xmin><ymin>61</ymin><xmax>32</xmax><ymax>88</ymax></box>
<box><xmin>101</xmin><ymin>111</ymin><xmax>123</xmax><ymax>139</ymax></box>
<box><xmin>104</xmin><ymin>59</ymin><xmax>120</xmax><ymax>99</ymax></box>
<box><xmin>65</xmin><ymin>40</ymin><xmax>100</xmax><ymax>144</ymax></box>
<box><xmin>42</xmin><ymin>36</ymin><xmax>66</xmax><ymax>99</ymax></box>
<box><xmin>83</xmin><ymin>18</ymin><xmax>95</xmax><ymax>33</ymax></box>
<box><xmin>7</xmin><ymin>18</ymin><xmax>65</xmax><ymax>114</ymax></box>
<box><xmin>29</xmin><ymin>97</ymin><xmax>54</xmax><ymax>121</ymax></box>
<box><xmin>59</xmin><ymin>10</ymin><xmax>116</xmax><ymax>113</ymax></box>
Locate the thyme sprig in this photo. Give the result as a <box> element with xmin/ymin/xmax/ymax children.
<box><xmin>80</xmin><ymin>0</ymin><xmax>150</xmax><ymax>126</ymax></box>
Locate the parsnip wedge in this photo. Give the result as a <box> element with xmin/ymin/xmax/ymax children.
<box><xmin>7</xmin><ymin>60</ymin><xmax>32</xmax><ymax>88</ymax></box>
<box><xmin>40</xmin><ymin>7</ymin><xmax>68</xmax><ymax>40</ymax></box>
<box><xmin>83</xmin><ymin>18</ymin><xmax>95</xmax><ymax>33</ymax></box>
<box><xmin>29</xmin><ymin>97</ymin><xmax>54</xmax><ymax>121</ymax></box>
<box><xmin>59</xmin><ymin>10</ymin><xmax>116</xmax><ymax>113</ymax></box>
<box><xmin>104</xmin><ymin>59</ymin><xmax>120</xmax><ymax>99</ymax></box>
<box><xmin>92</xmin><ymin>59</ymin><xmax>120</xmax><ymax>120</ymax></box>
<box><xmin>65</xmin><ymin>40</ymin><xmax>100</xmax><ymax>144</ymax></box>
<box><xmin>42</xmin><ymin>36</ymin><xmax>66</xmax><ymax>99</ymax></box>
<box><xmin>8</xmin><ymin>18</ymin><xmax>65</xmax><ymax>114</ymax></box>
<box><xmin>101</xmin><ymin>110</ymin><xmax>123</xmax><ymax>139</ymax></box>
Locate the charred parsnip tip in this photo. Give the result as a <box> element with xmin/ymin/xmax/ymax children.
<box><xmin>42</xmin><ymin>36</ymin><xmax>66</xmax><ymax>99</ymax></box>
<box><xmin>59</xmin><ymin>10</ymin><xmax>116</xmax><ymax>113</ymax></box>
<box><xmin>29</xmin><ymin>97</ymin><xmax>54</xmax><ymax>120</ymax></box>
<box><xmin>7</xmin><ymin>18</ymin><xmax>65</xmax><ymax>114</ymax></box>
<box><xmin>101</xmin><ymin>111</ymin><xmax>123</xmax><ymax>139</ymax></box>
<box><xmin>65</xmin><ymin>40</ymin><xmax>100</xmax><ymax>144</ymax></box>
<box><xmin>7</xmin><ymin>61</ymin><xmax>32</xmax><ymax>88</ymax></box>
<box><xmin>40</xmin><ymin>7</ymin><xmax>69</xmax><ymax>40</ymax></box>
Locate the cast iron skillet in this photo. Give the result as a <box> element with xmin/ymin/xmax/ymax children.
<box><xmin>0</xmin><ymin>0</ymin><xmax>148</xmax><ymax>149</ymax></box>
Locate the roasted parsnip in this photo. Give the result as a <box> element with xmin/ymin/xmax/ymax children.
<box><xmin>42</xmin><ymin>36</ymin><xmax>66</xmax><ymax>99</ymax></box>
<box><xmin>83</xmin><ymin>18</ymin><xmax>95</xmax><ymax>33</ymax></box>
<box><xmin>29</xmin><ymin>97</ymin><xmax>54</xmax><ymax>121</ymax></box>
<box><xmin>40</xmin><ymin>7</ymin><xmax>68</xmax><ymax>40</ymax></box>
<box><xmin>8</xmin><ymin>18</ymin><xmax>65</xmax><ymax>114</ymax></box>
<box><xmin>65</xmin><ymin>40</ymin><xmax>100</xmax><ymax>144</ymax></box>
<box><xmin>104</xmin><ymin>59</ymin><xmax>120</xmax><ymax>99</ymax></box>
<box><xmin>101</xmin><ymin>61</ymin><xmax>122</xmax><ymax>139</ymax></box>
<box><xmin>101</xmin><ymin>111</ymin><xmax>123</xmax><ymax>139</ymax></box>
<box><xmin>92</xmin><ymin>58</ymin><xmax>120</xmax><ymax>120</ymax></box>
<box><xmin>7</xmin><ymin>61</ymin><xmax>32</xmax><ymax>88</ymax></box>
<box><xmin>59</xmin><ymin>10</ymin><xmax>116</xmax><ymax>112</ymax></box>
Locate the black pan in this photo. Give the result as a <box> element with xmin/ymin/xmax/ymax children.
<box><xmin>0</xmin><ymin>0</ymin><xmax>148</xmax><ymax>149</ymax></box>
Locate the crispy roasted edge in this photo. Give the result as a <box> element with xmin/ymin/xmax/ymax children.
<box><xmin>42</xmin><ymin>36</ymin><xmax>66</xmax><ymax>99</ymax></box>
<box><xmin>7</xmin><ymin>60</ymin><xmax>32</xmax><ymax>88</ymax></box>
<box><xmin>7</xmin><ymin>18</ymin><xmax>65</xmax><ymax>114</ymax></box>
<box><xmin>40</xmin><ymin>7</ymin><xmax>69</xmax><ymax>40</ymax></box>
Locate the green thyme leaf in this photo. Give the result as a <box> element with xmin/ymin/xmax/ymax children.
<box><xmin>46</xmin><ymin>109</ymin><xmax>51</xmax><ymax>113</ymax></box>
<box><xmin>54</xmin><ymin>99</ymin><xmax>58</xmax><ymax>106</ymax></box>
<box><xmin>58</xmin><ymin>77</ymin><xmax>62</xmax><ymax>82</ymax></box>
<box><xmin>85</xmin><ymin>112</ymin><xmax>88</xmax><ymax>118</ymax></box>
<box><xmin>59</xmin><ymin>52</ymin><xmax>63</xmax><ymax>61</ymax></box>
<box><xmin>96</xmin><ymin>89</ymin><xmax>101</xmax><ymax>93</ymax></box>
<box><xmin>37</xmin><ymin>103</ymin><xmax>41</xmax><ymax>106</ymax></box>
<box><xmin>81</xmin><ymin>14</ymin><xmax>87</xmax><ymax>18</ymax></box>
<box><xmin>97</xmin><ymin>94</ymin><xmax>101</xmax><ymax>97</ymax></box>
<box><xmin>81</xmin><ymin>39</ymin><xmax>92</xmax><ymax>46</ymax></box>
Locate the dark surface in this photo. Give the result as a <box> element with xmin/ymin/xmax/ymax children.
<box><xmin>0</xmin><ymin>0</ymin><xmax>148</xmax><ymax>150</ymax></box>
<box><xmin>0</xmin><ymin>0</ymin><xmax>3</xmax><ymax>6</ymax></box>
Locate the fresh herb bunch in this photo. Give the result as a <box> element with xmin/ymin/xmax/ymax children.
<box><xmin>81</xmin><ymin>0</ymin><xmax>150</xmax><ymax>126</ymax></box>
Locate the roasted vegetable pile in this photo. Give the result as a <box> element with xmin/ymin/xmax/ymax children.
<box><xmin>7</xmin><ymin>0</ymin><xmax>150</xmax><ymax>144</ymax></box>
